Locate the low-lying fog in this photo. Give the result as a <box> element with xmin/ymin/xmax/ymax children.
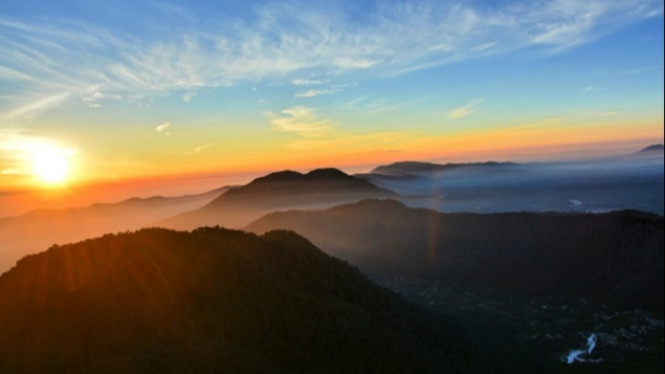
<box><xmin>364</xmin><ymin>157</ymin><xmax>664</xmax><ymax>215</ymax></box>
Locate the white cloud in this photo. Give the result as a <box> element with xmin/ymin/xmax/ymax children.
<box><xmin>294</xmin><ymin>89</ymin><xmax>335</xmax><ymax>98</ymax></box>
<box><xmin>0</xmin><ymin>0</ymin><xmax>661</xmax><ymax>115</ymax></box>
<box><xmin>155</xmin><ymin>122</ymin><xmax>171</xmax><ymax>135</ymax></box>
<box><xmin>447</xmin><ymin>98</ymin><xmax>484</xmax><ymax>120</ymax></box>
<box><xmin>265</xmin><ymin>106</ymin><xmax>332</xmax><ymax>137</ymax></box>
<box><xmin>292</xmin><ymin>78</ymin><xmax>325</xmax><ymax>86</ymax></box>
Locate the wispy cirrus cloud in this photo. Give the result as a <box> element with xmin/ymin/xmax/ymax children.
<box><xmin>295</xmin><ymin>89</ymin><xmax>335</xmax><ymax>98</ymax></box>
<box><xmin>447</xmin><ymin>98</ymin><xmax>484</xmax><ymax>120</ymax></box>
<box><xmin>291</xmin><ymin>78</ymin><xmax>326</xmax><ymax>86</ymax></box>
<box><xmin>155</xmin><ymin>122</ymin><xmax>171</xmax><ymax>135</ymax></box>
<box><xmin>265</xmin><ymin>106</ymin><xmax>332</xmax><ymax>137</ymax></box>
<box><xmin>0</xmin><ymin>0</ymin><xmax>661</xmax><ymax>117</ymax></box>
<box><xmin>2</xmin><ymin>92</ymin><xmax>70</xmax><ymax>120</ymax></box>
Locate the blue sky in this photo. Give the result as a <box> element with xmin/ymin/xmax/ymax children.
<box><xmin>0</xmin><ymin>0</ymin><xmax>663</xmax><ymax>189</ymax></box>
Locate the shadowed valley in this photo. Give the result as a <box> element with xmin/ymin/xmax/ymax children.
<box><xmin>247</xmin><ymin>199</ymin><xmax>664</xmax><ymax>312</ymax></box>
<box><xmin>247</xmin><ymin>199</ymin><xmax>664</xmax><ymax>371</ymax></box>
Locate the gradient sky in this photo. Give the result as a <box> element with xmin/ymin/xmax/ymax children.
<box><xmin>0</xmin><ymin>0</ymin><xmax>663</xmax><ymax>193</ymax></box>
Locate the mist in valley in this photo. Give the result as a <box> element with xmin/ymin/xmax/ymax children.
<box><xmin>360</xmin><ymin>154</ymin><xmax>664</xmax><ymax>216</ymax></box>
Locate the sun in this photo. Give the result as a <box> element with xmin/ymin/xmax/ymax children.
<box><xmin>27</xmin><ymin>143</ymin><xmax>74</xmax><ymax>185</ymax></box>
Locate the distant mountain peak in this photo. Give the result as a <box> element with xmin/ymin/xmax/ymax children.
<box><xmin>228</xmin><ymin>168</ymin><xmax>390</xmax><ymax>197</ymax></box>
<box><xmin>371</xmin><ymin>160</ymin><xmax>518</xmax><ymax>175</ymax></box>
<box><xmin>249</xmin><ymin>168</ymin><xmax>354</xmax><ymax>185</ymax></box>
<box><xmin>306</xmin><ymin>168</ymin><xmax>353</xmax><ymax>179</ymax></box>
<box><xmin>638</xmin><ymin>144</ymin><xmax>664</xmax><ymax>153</ymax></box>
<box><xmin>251</xmin><ymin>170</ymin><xmax>304</xmax><ymax>184</ymax></box>
<box><xmin>157</xmin><ymin>168</ymin><xmax>397</xmax><ymax>230</ymax></box>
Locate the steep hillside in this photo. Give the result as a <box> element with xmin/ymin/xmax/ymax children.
<box><xmin>248</xmin><ymin>199</ymin><xmax>664</xmax><ymax>312</ymax></box>
<box><xmin>157</xmin><ymin>168</ymin><xmax>396</xmax><ymax>230</ymax></box>
<box><xmin>0</xmin><ymin>227</ymin><xmax>482</xmax><ymax>374</ymax></box>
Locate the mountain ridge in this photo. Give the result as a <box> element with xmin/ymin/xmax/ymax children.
<box><xmin>247</xmin><ymin>199</ymin><xmax>664</xmax><ymax>312</ymax></box>
<box><xmin>638</xmin><ymin>144</ymin><xmax>664</xmax><ymax>153</ymax></box>
<box><xmin>0</xmin><ymin>227</ymin><xmax>486</xmax><ymax>373</ymax></box>
<box><xmin>372</xmin><ymin>161</ymin><xmax>519</xmax><ymax>176</ymax></box>
<box><xmin>157</xmin><ymin>168</ymin><xmax>397</xmax><ymax>230</ymax></box>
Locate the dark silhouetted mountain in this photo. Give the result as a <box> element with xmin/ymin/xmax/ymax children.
<box><xmin>0</xmin><ymin>227</ymin><xmax>485</xmax><ymax>374</ymax></box>
<box><xmin>0</xmin><ymin>187</ymin><xmax>228</xmax><ymax>274</ymax></box>
<box><xmin>638</xmin><ymin>144</ymin><xmax>664</xmax><ymax>153</ymax></box>
<box><xmin>247</xmin><ymin>199</ymin><xmax>664</xmax><ymax>313</ymax></box>
<box><xmin>372</xmin><ymin>161</ymin><xmax>519</xmax><ymax>176</ymax></box>
<box><xmin>355</xmin><ymin>173</ymin><xmax>426</xmax><ymax>184</ymax></box>
<box><xmin>614</xmin><ymin>144</ymin><xmax>665</xmax><ymax>161</ymax></box>
<box><xmin>157</xmin><ymin>168</ymin><xmax>397</xmax><ymax>230</ymax></box>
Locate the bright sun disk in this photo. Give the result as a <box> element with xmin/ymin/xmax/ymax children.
<box><xmin>27</xmin><ymin>143</ymin><xmax>74</xmax><ymax>185</ymax></box>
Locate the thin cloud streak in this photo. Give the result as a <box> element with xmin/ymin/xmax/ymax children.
<box><xmin>447</xmin><ymin>98</ymin><xmax>485</xmax><ymax>120</ymax></box>
<box><xmin>292</xmin><ymin>78</ymin><xmax>326</xmax><ymax>86</ymax></box>
<box><xmin>2</xmin><ymin>92</ymin><xmax>70</xmax><ymax>120</ymax></box>
<box><xmin>265</xmin><ymin>106</ymin><xmax>332</xmax><ymax>137</ymax></box>
<box><xmin>295</xmin><ymin>89</ymin><xmax>335</xmax><ymax>98</ymax></box>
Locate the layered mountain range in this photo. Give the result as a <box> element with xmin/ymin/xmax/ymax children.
<box><xmin>156</xmin><ymin>168</ymin><xmax>396</xmax><ymax>230</ymax></box>
<box><xmin>0</xmin><ymin>146</ymin><xmax>662</xmax><ymax>373</ymax></box>
<box><xmin>0</xmin><ymin>187</ymin><xmax>227</xmax><ymax>273</ymax></box>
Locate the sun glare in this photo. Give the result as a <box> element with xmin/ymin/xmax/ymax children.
<box><xmin>25</xmin><ymin>143</ymin><xmax>75</xmax><ymax>185</ymax></box>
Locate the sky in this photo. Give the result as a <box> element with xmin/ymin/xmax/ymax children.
<box><xmin>0</xmin><ymin>0</ymin><xmax>663</xmax><ymax>199</ymax></box>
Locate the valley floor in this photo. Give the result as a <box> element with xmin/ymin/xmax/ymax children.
<box><xmin>378</xmin><ymin>278</ymin><xmax>664</xmax><ymax>374</ymax></box>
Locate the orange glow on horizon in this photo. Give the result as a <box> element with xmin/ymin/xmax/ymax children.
<box><xmin>2</xmin><ymin>116</ymin><xmax>661</xmax><ymax>218</ymax></box>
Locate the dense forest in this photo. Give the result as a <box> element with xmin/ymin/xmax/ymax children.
<box><xmin>248</xmin><ymin>199</ymin><xmax>664</xmax><ymax>314</ymax></box>
<box><xmin>0</xmin><ymin>227</ymin><xmax>488</xmax><ymax>374</ymax></box>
